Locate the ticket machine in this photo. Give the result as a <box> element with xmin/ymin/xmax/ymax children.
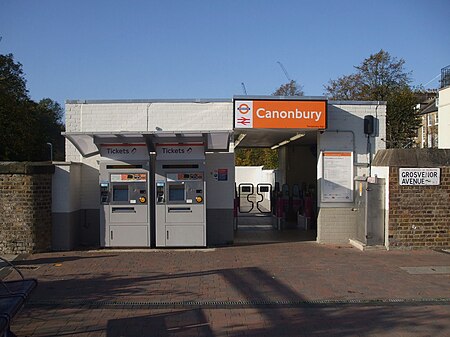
<box><xmin>155</xmin><ymin>160</ymin><xmax>206</xmax><ymax>247</ymax></box>
<box><xmin>99</xmin><ymin>161</ymin><xmax>151</xmax><ymax>247</ymax></box>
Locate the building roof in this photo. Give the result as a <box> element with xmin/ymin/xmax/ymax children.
<box><xmin>373</xmin><ymin>149</ymin><xmax>450</xmax><ymax>167</ymax></box>
<box><xmin>66</xmin><ymin>97</ymin><xmax>387</xmax><ymax>106</ymax></box>
<box><xmin>419</xmin><ymin>98</ymin><xmax>438</xmax><ymax>115</ymax></box>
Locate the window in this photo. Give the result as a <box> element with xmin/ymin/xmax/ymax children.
<box><xmin>435</xmin><ymin>113</ymin><xmax>439</xmax><ymax>125</ymax></box>
<box><xmin>427</xmin><ymin>114</ymin><xmax>432</xmax><ymax>126</ymax></box>
<box><xmin>421</xmin><ymin>128</ymin><xmax>426</xmax><ymax>147</ymax></box>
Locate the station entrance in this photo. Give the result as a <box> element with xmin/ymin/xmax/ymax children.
<box><xmin>233</xmin><ymin>128</ymin><xmax>319</xmax><ymax>244</ymax></box>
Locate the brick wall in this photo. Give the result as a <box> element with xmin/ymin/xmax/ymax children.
<box><xmin>388</xmin><ymin>166</ymin><xmax>450</xmax><ymax>249</ymax></box>
<box><xmin>0</xmin><ymin>163</ymin><xmax>54</xmax><ymax>254</ymax></box>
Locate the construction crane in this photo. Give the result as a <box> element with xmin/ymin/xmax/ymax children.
<box><xmin>277</xmin><ymin>61</ymin><xmax>291</xmax><ymax>82</ymax></box>
<box><xmin>241</xmin><ymin>82</ymin><xmax>248</xmax><ymax>95</ymax></box>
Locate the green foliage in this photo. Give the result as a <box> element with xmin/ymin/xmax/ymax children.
<box><xmin>324</xmin><ymin>49</ymin><xmax>420</xmax><ymax>148</ymax></box>
<box><xmin>0</xmin><ymin>54</ymin><xmax>28</xmax><ymax>101</ymax></box>
<box><xmin>0</xmin><ymin>53</ymin><xmax>65</xmax><ymax>161</ymax></box>
<box><xmin>235</xmin><ymin>148</ymin><xmax>278</xmax><ymax>169</ymax></box>
<box><xmin>385</xmin><ymin>87</ymin><xmax>421</xmax><ymax>148</ymax></box>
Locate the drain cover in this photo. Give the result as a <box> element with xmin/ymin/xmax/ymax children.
<box><xmin>15</xmin><ymin>265</ymin><xmax>40</xmax><ymax>270</ymax></box>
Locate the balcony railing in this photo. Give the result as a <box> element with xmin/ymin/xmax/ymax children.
<box><xmin>441</xmin><ymin>65</ymin><xmax>450</xmax><ymax>88</ymax></box>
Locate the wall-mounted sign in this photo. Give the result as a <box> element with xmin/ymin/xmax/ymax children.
<box><xmin>100</xmin><ymin>144</ymin><xmax>149</xmax><ymax>160</ymax></box>
<box><xmin>234</xmin><ymin>99</ymin><xmax>327</xmax><ymax>129</ymax></box>
<box><xmin>156</xmin><ymin>144</ymin><xmax>205</xmax><ymax>160</ymax></box>
<box><xmin>321</xmin><ymin>151</ymin><xmax>353</xmax><ymax>202</ymax></box>
<box><xmin>399</xmin><ymin>168</ymin><xmax>440</xmax><ymax>186</ymax></box>
<box><xmin>212</xmin><ymin>168</ymin><xmax>228</xmax><ymax>181</ymax></box>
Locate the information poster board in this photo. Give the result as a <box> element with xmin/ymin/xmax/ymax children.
<box><xmin>321</xmin><ymin>151</ymin><xmax>353</xmax><ymax>203</ymax></box>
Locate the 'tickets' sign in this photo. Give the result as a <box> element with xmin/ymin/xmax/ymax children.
<box><xmin>156</xmin><ymin>144</ymin><xmax>205</xmax><ymax>160</ymax></box>
<box><xmin>234</xmin><ymin>99</ymin><xmax>327</xmax><ymax>129</ymax></box>
<box><xmin>100</xmin><ymin>144</ymin><xmax>149</xmax><ymax>160</ymax></box>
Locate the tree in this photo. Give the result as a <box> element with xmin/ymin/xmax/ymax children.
<box><xmin>273</xmin><ymin>79</ymin><xmax>304</xmax><ymax>96</ymax></box>
<box><xmin>323</xmin><ymin>74</ymin><xmax>364</xmax><ymax>100</ymax></box>
<box><xmin>0</xmin><ymin>53</ymin><xmax>65</xmax><ymax>161</ymax></box>
<box><xmin>324</xmin><ymin>50</ymin><xmax>421</xmax><ymax>148</ymax></box>
<box><xmin>33</xmin><ymin>98</ymin><xmax>65</xmax><ymax>160</ymax></box>
<box><xmin>385</xmin><ymin>87</ymin><xmax>421</xmax><ymax>148</ymax></box>
<box><xmin>0</xmin><ymin>53</ymin><xmax>29</xmax><ymax>160</ymax></box>
<box><xmin>235</xmin><ymin>147</ymin><xmax>278</xmax><ymax>169</ymax></box>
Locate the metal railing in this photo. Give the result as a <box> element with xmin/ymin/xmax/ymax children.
<box><xmin>441</xmin><ymin>65</ymin><xmax>450</xmax><ymax>88</ymax></box>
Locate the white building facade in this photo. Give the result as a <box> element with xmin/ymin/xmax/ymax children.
<box><xmin>438</xmin><ymin>86</ymin><xmax>450</xmax><ymax>149</ymax></box>
<box><xmin>54</xmin><ymin>97</ymin><xmax>386</xmax><ymax>249</ymax></box>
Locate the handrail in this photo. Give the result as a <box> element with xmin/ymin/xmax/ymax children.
<box><xmin>0</xmin><ymin>256</ymin><xmax>25</xmax><ymax>296</ymax></box>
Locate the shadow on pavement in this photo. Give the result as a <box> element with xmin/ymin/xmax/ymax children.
<box><xmin>18</xmin><ymin>265</ymin><xmax>450</xmax><ymax>336</ymax></box>
<box><xmin>107</xmin><ymin>309</ymin><xmax>213</xmax><ymax>337</ymax></box>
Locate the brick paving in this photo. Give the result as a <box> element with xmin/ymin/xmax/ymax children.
<box><xmin>4</xmin><ymin>242</ymin><xmax>450</xmax><ymax>336</ymax></box>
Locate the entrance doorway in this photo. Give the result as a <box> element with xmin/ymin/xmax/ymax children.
<box><xmin>234</xmin><ymin>130</ymin><xmax>318</xmax><ymax>245</ymax></box>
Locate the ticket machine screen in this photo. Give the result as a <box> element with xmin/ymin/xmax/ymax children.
<box><xmin>168</xmin><ymin>183</ymin><xmax>185</xmax><ymax>201</ymax></box>
<box><xmin>113</xmin><ymin>185</ymin><xmax>129</xmax><ymax>202</ymax></box>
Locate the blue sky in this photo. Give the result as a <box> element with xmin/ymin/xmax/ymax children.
<box><xmin>1</xmin><ymin>0</ymin><xmax>449</xmax><ymax>108</ymax></box>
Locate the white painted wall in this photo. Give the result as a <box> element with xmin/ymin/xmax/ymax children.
<box><xmin>205</xmin><ymin>152</ymin><xmax>235</xmax><ymax>209</ymax></box>
<box><xmin>438</xmin><ymin>86</ymin><xmax>450</xmax><ymax>149</ymax></box>
<box><xmin>65</xmin><ymin>101</ymin><xmax>233</xmax><ymax>133</ymax></box>
<box><xmin>318</xmin><ymin>102</ymin><xmax>386</xmax><ymax>207</ymax></box>
<box><xmin>235</xmin><ymin>166</ymin><xmax>276</xmax><ymax>187</ymax></box>
<box><xmin>52</xmin><ymin>162</ymin><xmax>81</xmax><ymax>213</ymax></box>
<box><xmin>80</xmin><ymin>155</ymin><xmax>101</xmax><ymax>210</ymax></box>
<box><xmin>316</xmin><ymin>102</ymin><xmax>386</xmax><ymax>244</ymax></box>
<box><xmin>65</xmin><ymin>101</ymin><xmax>234</xmax><ymax>162</ymax></box>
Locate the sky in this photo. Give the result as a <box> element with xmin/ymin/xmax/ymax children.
<box><xmin>1</xmin><ymin>0</ymin><xmax>450</xmax><ymax>110</ymax></box>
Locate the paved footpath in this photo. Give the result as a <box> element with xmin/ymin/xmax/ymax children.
<box><xmin>5</xmin><ymin>242</ymin><xmax>450</xmax><ymax>336</ymax></box>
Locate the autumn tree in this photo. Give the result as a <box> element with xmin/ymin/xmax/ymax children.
<box><xmin>324</xmin><ymin>50</ymin><xmax>421</xmax><ymax>148</ymax></box>
<box><xmin>273</xmin><ymin>79</ymin><xmax>304</xmax><ymax>96</ymax></box>
<box><xmin>235</xmin><ymin>147</ymin><xmax>278</xmax><ymax>169</ymax></box>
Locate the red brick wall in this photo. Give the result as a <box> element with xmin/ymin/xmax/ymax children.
<box><xmin>388</xmin><ymin>167</ymin><xmax>450</xmax><ymax>249</ymax></box>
